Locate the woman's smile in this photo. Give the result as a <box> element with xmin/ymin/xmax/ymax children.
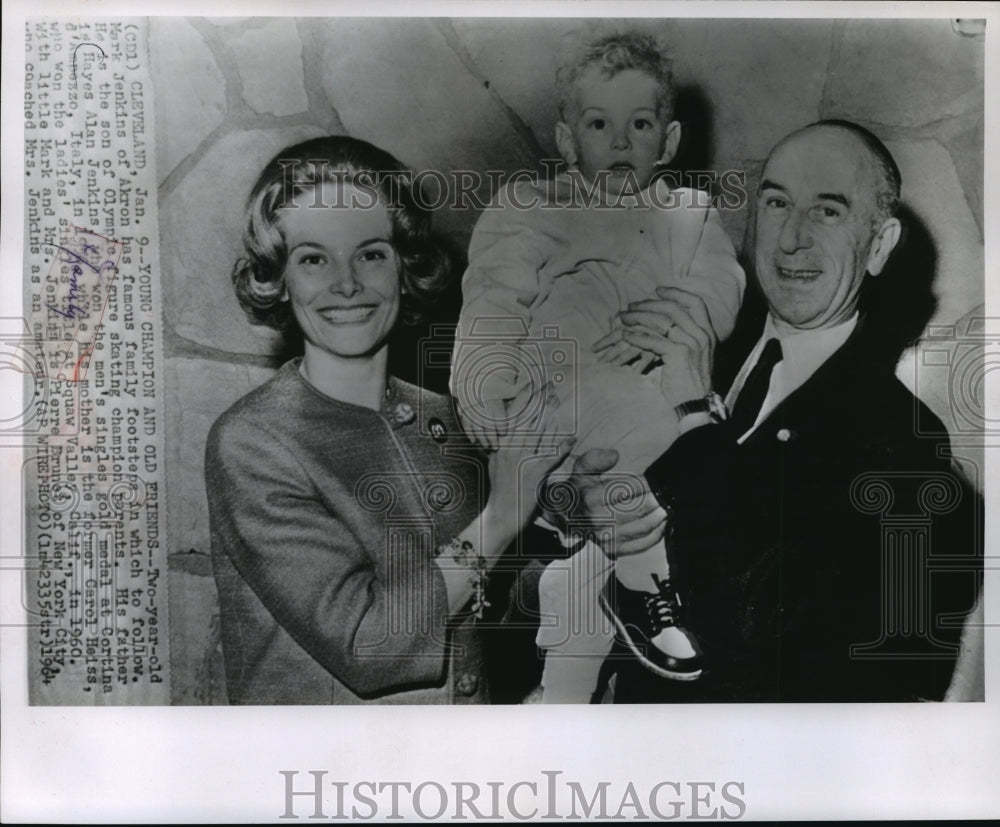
<box><xmin>315</xmin><ymin>304</ymin><xmax>379</xmax><ymax>325</ymax></box>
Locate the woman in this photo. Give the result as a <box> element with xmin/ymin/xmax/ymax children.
<box><xmin>206</xmin><ymin>136</ymin><xmax>574</xmax><ymax>704</ymax></box>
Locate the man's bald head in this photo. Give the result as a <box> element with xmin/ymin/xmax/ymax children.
<box><xmin>773</xmin><ymin>120</ymin><xmax>902</xmax><ymax>227</ymax></box>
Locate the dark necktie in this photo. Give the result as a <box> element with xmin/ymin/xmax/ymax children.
<box><xmin>730</xmin><ymin>338</ymin><xmax>783</xmax><ymax>436</ymax></box>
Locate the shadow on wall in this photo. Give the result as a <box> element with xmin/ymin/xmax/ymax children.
<box><xmin>672</xmin><ymin>84</ymin><xmax>715</xmax><ymax>184</ymax></box>
<box><xmin>859</xmin><ymin>205</ymin><xmax>939</xmax><ymax>364</ymax></box>
<box><xmin>388</xmin><ymin>237</ymin><xmax>468</xmax><ymax>395</ymax></box>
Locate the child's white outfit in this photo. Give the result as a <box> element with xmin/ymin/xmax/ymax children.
<box><xmin>452</xmin><ymin>172</ymin><xmax>744</xmax><ymax>702</ymax></box>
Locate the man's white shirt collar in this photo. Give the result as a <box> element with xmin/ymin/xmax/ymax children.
<box><xmin>726</xmin><ymin>312</ymin><xmax>859</xmax><ymax>443</ymax></box>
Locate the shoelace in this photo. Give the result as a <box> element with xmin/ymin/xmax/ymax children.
<box><xmin>645</xmin><ymin>573</ymin><xmax>681</xmax><ymax>633</ymax></box>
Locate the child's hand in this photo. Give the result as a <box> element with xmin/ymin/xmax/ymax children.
<box><xmin>454</xmin><ymin>371</ymin><xmax>521</xmax><ymax>450</ymax></box>
<box><xmin>592</xmin><ymin>324</ymin><xmax>660</xmax><ymax>373</ymax></box>
<box><xmin>614</xmin><ymin>288</ymin><xmax>716</xmax><ymax>402</ymax></box>
<box><xmin>456</xmin><ymin>396</ymin><xmax>509</xmax><ymax>451</ymax></box>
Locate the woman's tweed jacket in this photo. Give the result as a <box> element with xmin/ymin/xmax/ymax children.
<box><xmin>207</xmin><ymin>360</ymin><xmax>490</xmax><ymax>704</ymax></box>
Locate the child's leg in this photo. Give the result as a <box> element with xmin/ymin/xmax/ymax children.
<box><xmin>572</xmin><ymin>384</ymin><xmax>701</xmax><ymax>677</ymax></box>
<box><xmin>534</xmin><ymin>323</ymin><xmax>702</xmax><ymax>680</ymax></box>
<box><xmin>535</xmin><ymin>536</ymin><xmax>615</xmax><ymax>703</ymax></box>
<box><xmin>571</xmin><ymin>373</ymin><xmax>678</xmax><ymax>592</ymax></box>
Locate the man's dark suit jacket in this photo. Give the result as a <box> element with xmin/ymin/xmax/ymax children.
<box><xmin>635</xmin><ymin>316</ymin><xmax>981</xmax><ymax>702</ymax></box>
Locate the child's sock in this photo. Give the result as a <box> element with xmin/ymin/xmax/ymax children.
<box><xmin>535</xmin><ymin>526</ymin><xmax>615</xmax><ymax>703</ymax></box>
<box><xmin>614</xmin><ymin>540</ymin><xmax>669</xmax><ymax>593</ymax></box>
<box><xmin>540</xmin><ymin>653</ymin><xmax>605</xmax><ymax>704</ymax></box>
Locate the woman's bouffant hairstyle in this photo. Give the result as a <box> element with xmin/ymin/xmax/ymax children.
<box><xmin>232</xmin><ymin>135</ymin><xmax>453</xmax><ymax>331</ymax></box>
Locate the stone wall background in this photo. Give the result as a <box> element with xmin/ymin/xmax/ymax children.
<box><xmin>150</xmin><ymin>17</ymin><xmax>985</xmax><ymax>704</ymax></box>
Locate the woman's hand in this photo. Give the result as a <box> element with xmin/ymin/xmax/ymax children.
<box><xmin>483</xmin><ymin>384</ymin><xmax>576</xmax><ymax>541</ymax></box>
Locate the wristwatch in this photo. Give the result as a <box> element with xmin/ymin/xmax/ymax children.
<box><xmin>674</xmin><ymin>391</ymin><xmax>728</xmax><ymax>423</ymax></box>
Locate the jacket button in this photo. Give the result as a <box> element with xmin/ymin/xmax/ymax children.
<box><xmin>776</xmin><ymin>428</ymin><xmax>793</xmax><ymax>442</ymax></box>
<box><xmin>455</xmin><ymin>673</ymin><xmax>478</xmax><ymax>697</ymax></box>
<box><xmin>428</xmin><ymin>417</ymin><xmax>448</xmax><ymax>443</ymax></box>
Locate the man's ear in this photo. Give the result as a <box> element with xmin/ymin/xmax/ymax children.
<box><xmin>280</xmin><ymin>284</ymin><xmax>290</xmax><ymax>302</ymax></box>
<box><xmin>658</xmin><ymin>120</ymin><xmax>682</xmax><ymax>166</ymax></box>
<box><xmin>866</xmin><ymin>217</ymin><xmax>902</xmax><ymax>276</ymax></box>
<box><xmin>555</xmin><ymin>122</ymin><xmax>578</xmax><ymax>167</ymax></box>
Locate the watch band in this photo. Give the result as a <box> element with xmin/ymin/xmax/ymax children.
<box><xmin>674</xmin><ymin>398</ymin><xmax>710</xmax><ymax>418</ymax></box>
<box><xmin>674</xmin><ymin>392</ymin><xmax>728</xmax><ymax>423</ymax></box>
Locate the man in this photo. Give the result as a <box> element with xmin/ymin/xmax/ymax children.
<box><xmin>587</xmin><ymin>120</ymin><xmax>981</xmax><ymax>702</ymax></box>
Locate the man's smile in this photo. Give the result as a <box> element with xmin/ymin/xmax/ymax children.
<box><xmin>776</xmin><ymin>265</ymin><xmax>823</xmax><ymax>281</ymax></box>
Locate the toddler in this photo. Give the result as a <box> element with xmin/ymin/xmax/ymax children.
<box><xmin>452</xmin><ymin>33</ymin><xmax>744</xmax><ymax>702</ymax></box>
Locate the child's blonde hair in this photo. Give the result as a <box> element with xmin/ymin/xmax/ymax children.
<box><xmin>556</xmin><ymin>32</ymin><xmax>675</xmax><ymax>121</ymax></box>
